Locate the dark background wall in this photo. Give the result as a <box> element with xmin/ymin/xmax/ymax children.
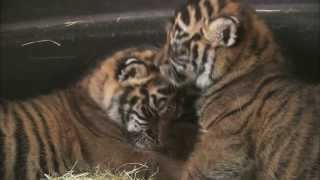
<box><xmin>1</xmin><ymin>0</ymin><xmax>318</xmax><ymax>23</ymax></box>
<box><xmin>1</xmin><ymin>0</ymin><xmax>319</xmax><ymax>99</ymax></box>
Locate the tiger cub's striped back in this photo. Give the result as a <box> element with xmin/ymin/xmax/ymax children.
<box><xmin>0</xmin><ymin>93</ymin><xmax>74</xmax><ymax>179</ymax></box>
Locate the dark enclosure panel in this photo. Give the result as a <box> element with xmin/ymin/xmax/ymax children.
<box><xmin>1</xmin><ymin>0</ymin><xmax>319</xmax><ymax>99</ymax></box>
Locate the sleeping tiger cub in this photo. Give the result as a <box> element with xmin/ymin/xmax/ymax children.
<box><xmin>0</xmin><ymin>47</ymin><xmax>182</xmax><ymax>180</ymax></box>
<box><xmin>156</xmin><ymin>0</ymin><xmax>320</xmax><ymax>179</ymax></box>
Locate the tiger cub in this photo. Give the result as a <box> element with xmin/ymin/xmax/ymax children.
<box><xmin>156</xmin><ymin>0</ymin><xmax>320</xmax><ymax>179</ymax></box>
<box><xmin>0</xmin><ymin>47</ymin><xmax>182</xmax><ymax>180</ymax></box>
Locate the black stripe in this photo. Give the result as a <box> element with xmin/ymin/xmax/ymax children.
<box><xmin>274</xmin><ymin>113</ymin><xmax>303</xmax><ymax>179</ymax></box>
<box><xmin>188</xmin><ymin>0</ymin><xmax>198</xmax><ymax>5</ymax></box>
<box><xmin>282</xmin><ymin>95</ymin><xmax>316</xmax><ymax>179</ymax></box>
<box><xmin>231</xmin><ymin>112</ymin><xmax>253</xmax><ymax>136</ymax></box>
<box><xmin>222</xmin><ymin>26</ymin><xmax>231</xmax><ymax>45</ymax></box>
<box><xmin>192</xmin><ymin>60</ymin><xmax>198</xmax><ymax>73</ymax></box>
<box><xmin>48</xmin><ymin>93</ymin><xmax>71</xmax><ymax>174</ymax></box>
<box><xmin>135</xmin><ymin>120</ymin><xmax>148</xmax><ymax>126</ymax></box>
<box><xmin>267</xmin><ymin>98</ymin><xmax>289</xmax><ymax>121</ymax></box>
<box><xmin>206</xmin><ymin>75</ymin><xmax>283</xmax><ymax>128</ymax></box>
<box><xmin>129</xmin><ymin>96</ymin><xmax>139</xmax><ymax>106</ymax></box>
<box><xmin>119</xmin><ymin>87</ymin><xmax>134</xmax><ymax>124</ymax></box>
<box><xmin>132</xmin><ymin>111</ymin><xmax>147</xmax><ymax>121</ymax></box>
<box><xmin>192</xmin><ymin>44</ymin><xmax>199</xmax><ymax>62</ymax></box>
<box><xmin>265</xmin><ymin>126</ymin><xmax>292</xmax><ymax>170</ymax></box>
<box><xmin>193</xmin><ymin>3</ymin><xmax>202</xmax><ymax>21</ymax></box>
<box><xmin>191</xmin><ymin>33</ymin><xmax>201</xmax><ymax>41</ymax></box>
<box><xmin>256</xmin><ymin>89</ymin><xmax>280</xmax><ymax>116</ymax></box>
<box><xmin>192</xmin><ymin>44</ymin><xmax>199</xmax><ymax>72</ymax></box>
<box><xmin>224</xmin><ymin>15</ymin><xmax>239</xmax><ymax>24</ymax></box>
<box><xmin>201</xmin><ymin>45</ymin><xmax>211</xmax><ymax>68</ymax></box>
<box><xmin>55</xmin><ymin>95</ymin><xmax>72</xmax><ymax>171</ymax></box>
<box><xmin>180</xmin><ymin>7</ymin><xmax>190</xmax><ymax>25</ymax></box>
<box><xmin>283</xmin><ymin>138</ymin><xmax>309</xmax><ymax>179</ymax></box>
<box><xmin>202</xmin><ymin>45</ymin><xmax>210</xmax><ymax>64</ymax></box>
<box><xmin>212</xmin><ymin>100</ymin><xmax>252</xmax><ymax>128</ymax></box>
<box><xmin>191</xmin><ymin>33</ymin><xmax>201</xmax><ymax>42</ymax></box>
<box><xmin>141</xmin><ymin>104</ymin><xmax>156</xmax><ymax>119</ymax></box>
<box><xmin>140</xmin><ymin>86</ymin><xmax>149</xmax><ymax>98</ymax></box>
<box><xmin>157</xmin><ymin>85</ymin><xmax>175</xmax><ymax>95</ymax></box>
<box><xmin>19</xmin><ymin>103</ymin><xmax>48</xmax><ymax>177</ymax></box>
<box><xmin>13</xmin><ymin>105</ymin><xmax>29</xmax><ymax>180</ymax></box>
<box><xmin>272</xmin><ymin>138</ymin><xmax>292</xmax><ymax>179</ymax></box>
<box><xmin>256</xmin><ymin>98</ymin><xmax>288</xmax><ymax>155</ymax></box>
<box><xmin>140</xmin><ymin>86</ymin><xmax>150</xmax><ymax>105</ymax></box>
<box><xmin>204</xmin><ymin>0</ymin><xmax>213</xmax><ymax>17</ymax></box>
<box><xmin>30</xmin><ymin>101</ymin><xmax>60</xmax><ymax>174</ymax></box>
<box><xmin>218</xmin><ymin>0</ymin><xmax>226</xmax><ymax>11</ymax></box>
<box><xmin>177</xmin><ymin>32</ymin><xmax>189</xmax><ymax>39</ymax></box>
<box><xmin>265</xmin><ymin>97</ymin><xmax>302</xmax><ymax>174</ymax></box>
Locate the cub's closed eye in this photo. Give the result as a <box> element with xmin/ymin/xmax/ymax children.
<box><xmin>158</xmin><ymin>86</ymin><xmax>175</xmax><ymax>95</ymax></box>
<box><xmin>129</xmin><ymin>96</ymin><xmax>139</xmax><ymax>105</ymax></box>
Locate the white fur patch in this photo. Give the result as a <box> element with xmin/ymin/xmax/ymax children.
<box><xmin>177</xmin><ymin>13</ymin><xmax>189</xmax><ymax>32</ymax></box>
<box><xmin>125</xmin><ymin>58</ymin><xmax>139</xmax><ymax>65</ymax></box>
<box><xmin>106</xmin><ymin>96</ymin><xmax>123</xmax><ymax>126</ymax></box>
<box><xmin>127</xmin><ymin>121</ymin><xmax>141</xmax><ymax>133</ymax></box>
<box><xmin>196</xmin><ymin>50</ymin><xmax>215</xmax><ymax>89</ymax></box>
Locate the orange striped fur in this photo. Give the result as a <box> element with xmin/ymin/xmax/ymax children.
<box><xmin>0</xmin><ymin>47</ymin><xmax>182</xmax><ymax>180</ymax></box>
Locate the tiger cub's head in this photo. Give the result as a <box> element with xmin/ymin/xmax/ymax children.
<box><xmin>157</xmin><ymin>0</ymin><xmax>277</xmax><ymax>89</ymax></box>
<box><xmin>82</xmin><ymin>48</ymin><xmax>177</xmax><ymax>143</ymax></box>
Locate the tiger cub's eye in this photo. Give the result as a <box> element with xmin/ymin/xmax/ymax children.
<box><xmin>158</xmin><ymin>85</ymin><xmax>175</xmax><ymax>95</ymax></box>
<box><xmin>129</xmin><ymin>96</ymin><xmax>139</xmax><ymax>105</ymax></box>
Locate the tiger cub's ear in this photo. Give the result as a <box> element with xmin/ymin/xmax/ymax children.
<box><xmin>117</xmin><ymin>58</ymin><xmax>150</xmax><ymax>85</ymax></box>
<box><xmin>202</xmin><ymin>16</ymin><xmax>240</xmax><ymax>47</ymax></box>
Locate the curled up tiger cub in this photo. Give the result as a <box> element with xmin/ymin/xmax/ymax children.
<box><xmin>0</xmin><ymin>47</ymin><xmax>184</xmax><ymax>180</ymax></box>
<box><xmin>156</xmin><ymin>0</ymin><xmax>320</xmax><ymax>179</ymax></box>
